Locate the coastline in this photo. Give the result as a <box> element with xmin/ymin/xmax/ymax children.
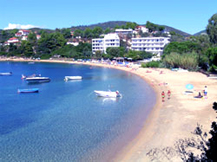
<box><xmin>1</xmin><ymin>58</ymin><xmax>217</xmax><ymax>161</ymax></box>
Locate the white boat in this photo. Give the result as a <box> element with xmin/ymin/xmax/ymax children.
<box><xmin>25</xmin><ymin>76</ymin><xmax>51</xmax><ymax>83</ymax></box>
<box><xmin>94</xmin><ymin>90</ymin><xmax>121</xmax><ymax>98</ymax></box>
<box><xmin>0</xmin><ymin>72</ymin><xmax>12</xmax><ymax>76</ymax></box>
<box><xmin>21</xmin><ymin>74</ymin><xmax>41</xmax><ymax>79</ymax></box>
<box><xmin>64</xmin><ymin>76</ymin><xmax>82</xmax><ymax>81</ymax></box>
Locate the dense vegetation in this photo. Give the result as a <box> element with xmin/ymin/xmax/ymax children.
<box><xmin>69</xmin><ymin>21</ymin><xmax>191</xmax><ymax>37</ymax></box>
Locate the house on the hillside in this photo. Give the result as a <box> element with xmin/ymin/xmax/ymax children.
<box><xmin>36</xmin><ymin>35</ymin><xmax>41</xmax><ymax>40</ymax></box>
<box><xmin>92</xmin><ymin>33</ymin><xmax>120</xmax><ymax>54</ymax></box>
<box><xmin>71</xmin><ymin>31</ymin><xmax>74</xmax><ymax>37</ymax></box>
<box><xmin>15</xmin><ymin>29</ymin><xmax>30</xmax><ymax>37</ymax></box>
<box><xmin>131</xmin><ymin>37</ymin><xmax>170</xmax><ymax>57</ymax></box>
<box><xmin>15</xmin><ymin>32</ymin><xmax>22</xmax><ymax>37</ymax></box>
<box><xmin>67</xmin><ymin>41</ymin><xmax>79</xmax><ymax>46</ymax></box>
<box><xmin>135</xmin><ymin>26</ymin><xmax>149</xmax><ymax>33</ymax></box>
<box><xmin>4</xmin><ymin>37</ymin><xmax>20</xmax><ymax>45</ymax></box>
<box><xmin>21</xmin><ymin>36</ymin><xmax>28</xmax><ymax>41</ymax></box>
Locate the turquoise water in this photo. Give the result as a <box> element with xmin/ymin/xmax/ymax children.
<box><xmin>0</xmin><ymin>62</ymin><xmax>156</xmax><ymax>162</ymax></box>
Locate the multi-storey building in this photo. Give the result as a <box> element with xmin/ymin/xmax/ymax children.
<box><xmin>92</xmin><ymin>33</ymin><xmax>120</xmax><ymax>54</ymax></box>
<box><xmin>115</xmin><ymin>29</ymin><xmax>133</xmax><ymax>36</ymax></box>
<box><xmin>131</xmin><ymin>37</ymin><xmax>170</xmax><ymax>57</ymax></box>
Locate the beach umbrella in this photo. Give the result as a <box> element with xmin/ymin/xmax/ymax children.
<box><xmin>185</xmin><ymin>84</ymin><xmax>194</xmax><ymax>90</ymax></box>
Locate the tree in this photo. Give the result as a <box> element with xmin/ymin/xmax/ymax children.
<box><xmin>139</xmin><ymin>51</ymin><xmax>152</xmax><ymax>59</ymax></box>
<box><xmin>9</xmin><ymin>29</ymin><xmax>18</xmax><ymax>36</ymax></box>
<box><xmin>125</xmin><ymin>50</ymin><xmax>140</xmax><ymax>60</ymax></box>
<box><xmin>163</xmin><ymin>41</ymin><xmax>202</xmax><ymax>57</ymax></box>
<box><xmin>158</xmin><ymin>25</ymin><xmax>165</xmax><ymax>31</ymax></box>
<box><xmin>94</xmin><ymin>50</ymin><xmax>102</xmax><ymax>59</ymax></box>
<box><xmin>73</xmin><ymin>29</ymin><xmax>83</xmax><ymax>38</ymax></box>
<box><xmin>61</xmin><ymin>28</ymin><xmax>72</xmax><ymax>39</ymax></box>
<box><xmin>115</xmin><ymin>25</ymin><xmax>120</xmax><ymax>29</ymax></box>
<box><xmin>84</xmin><ymin>28</ymin><xmax>93</xmax><ymax>38</ymax></box>
<box><xmin>106</xmin><ymin>47</ymin><xmax>120</xmax><ymax>58</ymax></box>
<box><xmin>37</xmin><ymin>32</ymin><xmax>66</xmax><ymax>55</ymax></box>
<box><xmin>126</xmin><ymin>22</ymin><xmax>138</xmax><ymax>29</ymax></box>
<box><xmin>27</xmin><ymin>32</ymin><xmax>37</xmax><ymax>45</ymax></box>
<box><xmin>92</xmin><ymin>27</ymin><xmax>103</xmax><ymax>38</ymax></box>
<box><xmin>75</xmin><ymin>42</ymin><xmax>92</xmax><ymax>54</ymax></box>
<box><xmin>146</xmin><ymin>21</ymin><xmax>158</xmax><ymax>33</ymax></box>
<box><xmin>104</xmin><ymin>28</ymin><xmax>111</xmax><ymax>34</ymax></box>
<box><xmin>206</xmin><ymin>47</ymin><xmax>217</xmax><ymax>71</ymax></box>
<box><xmin>21</xmin><ymin>41</ymin><xmax>34</xmax><ymax>57</ymax></box>
<box><xmin>1</xmin><ymin>30</ymin><xmax>8</xmax><ymax>42</ymax></box>
<box><xmin>206</xmin><ymin>13</ymin><xmax>217</xmax><ymax>44</ymax></box>
<box><xmin>8</xmin><ymin>44</ymin><xmax>18</xmax><ymax>56</ymax></box>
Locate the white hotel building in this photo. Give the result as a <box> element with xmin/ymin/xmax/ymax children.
<box><xmin>92</xmin><ymin>33</ymin><xmax>120</xmax><ymax>54</ymax></box>
<box><xmin>131</xmin><ymin>37</ymin><xmax>170</xmax><ymax>57</ymax></box>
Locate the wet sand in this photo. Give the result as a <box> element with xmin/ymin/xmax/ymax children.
<box><xmin>1</xmin><ymin>58</ymin><xmax>217</xmax><ymax>161</ymax></box>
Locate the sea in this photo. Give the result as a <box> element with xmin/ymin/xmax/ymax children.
<box><xmin>0</xmin><ymin>61</ymin><xmax>156</xmax><ymax>162</ymax></box>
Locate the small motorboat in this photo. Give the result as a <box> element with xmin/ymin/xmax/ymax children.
<box><xmin>94</xmin><ymin>90</ymin><xmax>121</xmax><ymax>98</ymax></box>
<box><xmin>64</xmin><ymin>76</ymin><xmax>82</xmax><ymax>81</ymax></box>
<box><xmin>0</xmin><ymin>72</ymin><xmax>12</xmax><ymax>76</ymax></box>
<box><xmin>25</xmin><ymin>76</ymin><xmax>51</xmax><ymax>83</ymax></box>
<box><xmin>21</xmin><ymin>74</ymin><xmax>41</xmax><ymax>79</ymax></box>
<box><xmin>18</xmin><ymin>88</ymin><xmax>39</xmax><ymax>93</ymax></box>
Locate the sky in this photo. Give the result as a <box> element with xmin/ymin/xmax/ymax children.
<box><xmin>0</xmin><ymin>0</ymin><xmax>216</xmax><ymax>34</ymax></box>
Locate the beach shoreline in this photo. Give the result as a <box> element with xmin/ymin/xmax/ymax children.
<box><xmin>1</xmin><ymin>57</ymin><xmax>217</xmax><ymax>161</ymax></box>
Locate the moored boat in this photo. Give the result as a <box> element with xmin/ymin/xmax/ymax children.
<box><xmin>64</xmin><ymin>76</ymin><xmax>82</xmax><ymax>81</ymax></box>
<box><xmin>0</xmin><ymin>72</ymin><xmax>12</xmax><ymax>76</ymax></box>
<box><xmin>94</xmin><ymin>90</ymin><xmax>121</xmax><ymax>98</ymax></box>
<box><xmin>25</xmin><ymin>76</ymin><xmax>51</xmax><ymax>83</ymax></box>
<box><xmin>18</xmin><ymin>88</ymin><xmax>39</xmax><ymax>93</ymax></box>
<box><xmin>21</xmin><ymin>74</ymin><xmax>41</xmax><ymax>79</ymax></box>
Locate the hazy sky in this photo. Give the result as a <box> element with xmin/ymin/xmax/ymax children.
<box><xmin>0</xmin><ymin>0</ymin><xmax>216</xmax><ymax>34</ymax></box>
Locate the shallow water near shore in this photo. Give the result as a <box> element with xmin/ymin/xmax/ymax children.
<box><xmin>0</xmin><ymin>61</ymin><xmax>156</xmax><ymax>162</ymax></box>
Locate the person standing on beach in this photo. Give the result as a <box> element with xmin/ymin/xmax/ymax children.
<box><xmin>167</xmin><ymin>90</ymin><xmax>171</xmax><ymax>99</ymax></box>
<box><xmin>161</xmin><ymin>91</ymin><xmax>165</xmax><ymax>102</ymax></box>
<box><xmin>204</xmin><ymin>86</ymin><xmax>208</xmax><ymax>98</ymax></box>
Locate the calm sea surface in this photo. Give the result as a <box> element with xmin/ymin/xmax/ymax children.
<box><xmin>0</xmin><ymin>61</ymin><xmax>156</xmax><ymax>162</ymax></box>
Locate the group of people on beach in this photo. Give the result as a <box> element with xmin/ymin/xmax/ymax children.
<box><xmin>161</xmin><ymin>90</ymin><xmax>171</xmax><ymax>102</ymax></box>
<box><xmin>194</xmin><ymin>86</ymin><xmax>208</xmax><ymax>99</ymax></box>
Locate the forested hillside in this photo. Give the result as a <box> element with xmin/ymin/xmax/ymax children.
<box><xmin>1</xmin><ymin>21</ymin><xmax>192</xmax><ymax>39</ymax></box>
<box><xmin>69</xmin><ymin>21</ymin><xmax>192</xmax><ymax>37</ymax></box>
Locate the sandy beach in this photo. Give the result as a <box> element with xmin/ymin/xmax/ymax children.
<box><xmin>1</xmin><ymin>57</ymin><xmax>217</xmax><ymax>161</ymax></box>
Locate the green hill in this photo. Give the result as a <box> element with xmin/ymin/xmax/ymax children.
<box><xmin>194</xmin><ymin>30</ymin><xmax>207</xmax><ymax>36</ymax></box>
<box><xmin>70</xmin><ymin>21</ymin><xmax>130</xmax><ymax>30</ymax></box>
<box><xmin>0</xmin><ymin>21</ymin><xmax>194</xmax><ymax>40</ymax></box>
<box><xmin>70</xmin><ymin>21</ymin><xmax>192</xmax><ymax>37</ymax></box>
<box><xmin>162</xmin><ymin>25</ymin><xmax>191</xmax><ymax>37</ymax></box>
